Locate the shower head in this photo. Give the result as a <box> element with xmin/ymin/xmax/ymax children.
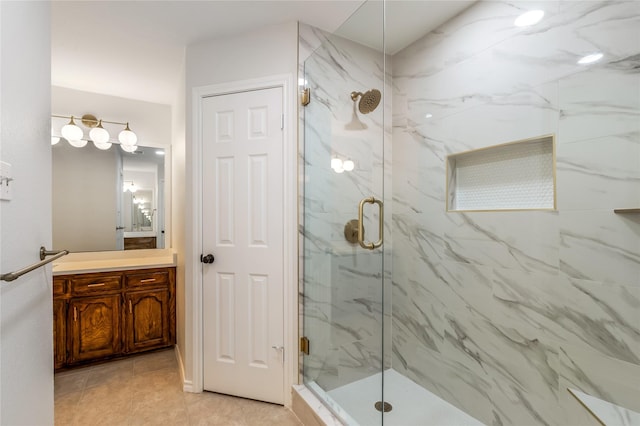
<box><xmin>351</xmin><ymin>89</ymin><xmax>381</xmax><ymax>114</ymax></box>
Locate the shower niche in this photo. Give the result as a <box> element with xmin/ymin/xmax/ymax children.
<box><xmin>447</xmin><ymin>135</ymin><xmax>556</xmax><ymax>212</ymax></box>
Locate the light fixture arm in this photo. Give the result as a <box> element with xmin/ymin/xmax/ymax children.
<box><xmin>51</xmin><ymin>114</ymin><xmax>129</xmax><ymax>127</ymax></box>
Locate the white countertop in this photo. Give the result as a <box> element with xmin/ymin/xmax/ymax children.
<box><xmin>52</xmin><ymin>249</ymin><xmax>176</xmax><ymax>275</ymax></box>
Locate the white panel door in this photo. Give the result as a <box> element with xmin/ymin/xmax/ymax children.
<box><xmin>202</xmin><ymin>87</ymin><xmax>284</xmax><ymax>404</ymax></box>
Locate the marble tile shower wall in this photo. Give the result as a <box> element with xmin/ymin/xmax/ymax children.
<box><xmin>391</xmin><ymin>1</ymin><xmax>640</xmax><ymax>425</ymax></box>
<box><xmin>298</xmin><ymin>24</ymin><xmax>393</xmax><ymax>392</ymax></box>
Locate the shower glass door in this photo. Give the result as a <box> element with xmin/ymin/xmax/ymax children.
<box><xmin>300</xmin><ymin>1</ymin><xmax>390</xmax><ymax>424</ymax></box>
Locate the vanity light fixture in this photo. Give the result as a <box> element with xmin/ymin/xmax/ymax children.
<box><xmin>514</xmin><ymin>10</ymin><xmax>544</xmax><ymax>27</ymax></box>
<box><xmin>52</xmin><ymin>113</ymin><xmax>138</xmax><ymax>152</ymax></box>
<box><xmin>577</xmin><ymin>52</ymin><xmax>603</xmax><ymax>65</ymax></box>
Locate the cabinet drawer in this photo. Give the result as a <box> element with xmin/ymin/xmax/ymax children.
<box><xmin>53</xmin><ymin>277</ymin><xmax>67</xmax><ymax>297</ymax></box>
<box><xmin>71</xmin><ymin>274</ymin><xmax>122</xmax><ymax>295</ymax></box>
<box><xmin>125</xmin><ymin>270</ymin><xmax>169</xmax><ymax>289</ymax></box>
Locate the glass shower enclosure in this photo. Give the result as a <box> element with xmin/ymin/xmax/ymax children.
<box><xmin>300</xmin><ymin>1</ymin><xmax>640</xmax><ymax>425</ymax></box>
<box><xmin>300</xmin><ymin>1</ymin><xmax>390</xmax><ymax>423</ymax></box>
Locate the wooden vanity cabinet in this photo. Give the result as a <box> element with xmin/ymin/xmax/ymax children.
<box><xmin>53</xmin><ymin>267</ymin><xmax>175</xmax><ymax>370</ymax></box>
<box><xmin>125</xmin><ymin>289</ymin><xmax>170</xmax><ymax>353</ymax></box>
<box><xmin>53</xmin><ymin>277</ymin><xmax>68</xmax><ymax>370</ymax></box>
<box><xmin>124</xmin><ymin>269</ymin><xmax>173</xmax><ymax>353</ymax></box>
<box><xmin>68</xmin><ymin>294</ymin><xmax>122</xmax><ymax>363</ymax></box>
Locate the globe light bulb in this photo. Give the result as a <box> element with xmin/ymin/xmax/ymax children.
<box><xmin>89</xmin><ymin>120</ymin><xmax>111</xmax><ymax>149</ymax></box>
<box><xmin>61</xmin><ymin>116</ymin><xmax>83</xmax><ymax>141</ymax></box>
<box><xmin>68</xmin><ymin>138</ymin><xmax>88</xmax><ymax>148</ymax></box>
<box><xmin>120</xmin><ymin>143</ymin><xmax>138</xmax><ymax>153</ymax></box>
<box><xmin>118</xmin><ymin>122</ymin><xmax>137</xmax><ymax>146</ymax></box>
<box><xmin>51</xmin><ymin>127</ymin><xmax>60</xmax><ymax>145</ymax></box>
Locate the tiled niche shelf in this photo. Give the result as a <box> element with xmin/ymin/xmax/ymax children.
<box><xmin>447</xmin><ymin>135</ymin><xmax>556</xmax><ymax>212</ymax></box>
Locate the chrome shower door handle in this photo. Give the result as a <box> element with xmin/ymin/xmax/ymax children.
<box><xmin>358</xmin><ymin>196</ymin><xmax>384</xmax><ymax>250</ymax></box>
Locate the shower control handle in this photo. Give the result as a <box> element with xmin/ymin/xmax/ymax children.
<box><xmin>358</xmin><ymin>197</ymin><xmax>384</xmax><ymax>250</ymax></box>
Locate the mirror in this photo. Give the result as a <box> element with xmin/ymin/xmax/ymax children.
<box><xmin>52</xmin><ymin>142</ymin><xmax>166</xmax><ymax>252</ymax></box>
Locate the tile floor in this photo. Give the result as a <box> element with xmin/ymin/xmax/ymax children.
<box><xmin>55</xmin><ymin>348</ymin><xmax>303</xmax><ymax>426</ymax></box>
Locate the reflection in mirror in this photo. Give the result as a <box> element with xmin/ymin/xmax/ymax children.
<box><xmin>52</xmin><ymin>142</ymin><xmax>166</xmax><ymax>252</ymax></box>
<box><xmin>125</xmin><ymin>190</ymin><xmax>154</xmax><ymax>232</ymax></box>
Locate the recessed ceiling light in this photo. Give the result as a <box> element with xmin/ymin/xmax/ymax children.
<box><xmin>514</xmin><ymin>10</ymin><xmax>545</xmax><ymax>27</ymax></box>
<box><xmin>425</xmin><ymin>113</ymin><xmax>433</xmax><ymax>119</ymax></box>
<box><xmin>577</xmin><ymin>53</ymin><xmax>603</xmax><ymax>65</ymax></box>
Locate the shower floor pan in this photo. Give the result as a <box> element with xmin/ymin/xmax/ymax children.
<box><xmin>326</xmin><ymin>369</ymin><xmax>483</xmax><ymax>426</ymax></box>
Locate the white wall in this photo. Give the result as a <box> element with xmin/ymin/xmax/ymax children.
<box><xmin>184</xmin><ymin>21</ymin><xmax>298</xmax><ymax>392</ymax></box>
<box><xmin>0</xmin><ymin>2</ymin><xmax>53</xmax><ymax>424</ymax></box>
<box><xmin>172</xmin><ymin>55</ymin><xmax>187</xmax><ymax>385</ymax></box>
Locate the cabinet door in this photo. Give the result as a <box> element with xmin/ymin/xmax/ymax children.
<box><xmin>68</xmin><ymin>295</ymin><xmax>121</xmax><ymax>364</ymax></box>
<box><xmin>53</xmin><ymin>299</ymin><xmax>67</xmax><ymax>369</ymax></box>
<box><xmin>125</xmin><ymin>290</ymin><xmax>170</xmax><ymax>353</ymax></box>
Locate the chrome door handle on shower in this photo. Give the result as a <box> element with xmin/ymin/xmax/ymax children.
<box><xmin>358</xmin><ymin>197</ymin><xmax>383</xmax><ymax>250</ymax></box>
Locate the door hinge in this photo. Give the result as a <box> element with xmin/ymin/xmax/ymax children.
<box><xmin>301</xmin><ymin>88</ymin><xmax>310</xmax><ymax>107</ymax></box>
<box><xmin>300</xmin><ymin>336</ymin><xmax>309</xmax><ymax>355</ymax></box>
<box><xmin>281</xmin><ymin>114</ymin><xmax>284</xmax><ymax>130</ymax></box>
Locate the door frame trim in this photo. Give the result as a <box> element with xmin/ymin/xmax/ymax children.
<box><xmin>190</xmin><ymin>74</ymin><xmax>297</xmax><ymax>407</ymax></box>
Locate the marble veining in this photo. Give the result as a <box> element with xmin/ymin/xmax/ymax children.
<box><xmin>391</xmin><ymin>1</ymin><xmax>640</xmax><ymax>425</ymax></box>
<box><xmin>300</xmin><ymin>0</ymin><xmax>639</xmax><ymax>425</ymax></box>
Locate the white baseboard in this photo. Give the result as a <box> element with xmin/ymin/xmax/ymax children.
<box><xmin>174</xmin><ymin>345</ymin><xmax>194</xmax><ymax>392</ymax></box>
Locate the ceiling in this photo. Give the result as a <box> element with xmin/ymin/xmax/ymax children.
<box><xmin>52</xmin><ymin>1</ymin><xmax>473</xmax><ymax>107</ymax></box>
